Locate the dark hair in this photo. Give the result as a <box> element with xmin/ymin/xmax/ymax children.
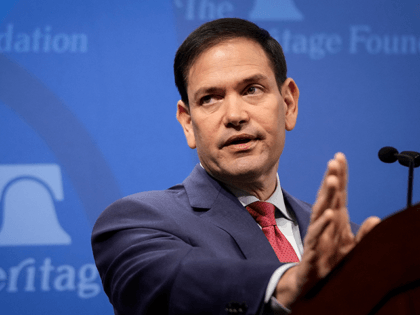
<box><xmin>174</xmin><ymin>18</ymin><xmax>288</xmax><ymax>106</ymax></box>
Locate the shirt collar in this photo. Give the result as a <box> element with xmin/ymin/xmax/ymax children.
<box><xmin>198</xmin><ymin>163</ymin><xmax>293</xmax><ymax>221</ymax></box>
<box><xmin>224</xmin><ymin>173</ymin><xmax>293</xmax><ymax>221</ymax></box>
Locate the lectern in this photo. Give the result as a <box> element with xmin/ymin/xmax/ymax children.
<box><xmin>292</xmin><ymin>203</ymin><xmax>420</xmax><ymax>315</ymax></box>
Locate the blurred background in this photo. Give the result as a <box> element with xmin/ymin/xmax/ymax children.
<box><xmin>1</xmin><ymin>0</ymin><xmax>419</xmax><ymax>313</ymax></box>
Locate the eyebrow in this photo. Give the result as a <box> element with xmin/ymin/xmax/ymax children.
<box><xmin>241</xmin><ymin>74</ymin><xmax>268</xmax><ymax>85</ymax></box>
<box><xmin>193</xmin><ymin>87</ymin><xmax>223</xmax><ymax>103</ymax></box>
<box><xmin>192</xmin><ymin>73</ymin><xmax>269</xmax><ymax>103</ymax></box>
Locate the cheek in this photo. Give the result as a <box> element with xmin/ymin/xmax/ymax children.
<box><xmin>264</xmin><ymin>119</ymin><xmax>286</xmax><ymax>151</ymax></box>
<box><xmin>192</xmin><ymin>114</ymin><xmax>220</xmax><ymax>140</ymax></box>
<box><xmin>192</xmin><ymin>122</ymin><xmax>213</xmax><ymax>149</ymax></box>
<box><xmin>261</xmin><ymin>108</ymin><xmax>285</xmax><ymax>136</ymax></box>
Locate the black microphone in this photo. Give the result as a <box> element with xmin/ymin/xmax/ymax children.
<box><xmin>378</xmin><ymin>146</ymin><xmax>399</xmax><ymax>163</ymax></box>
<box><xmin>378</xmin><ymin>146</ymin><xmax>420</xmax><ymax>167</ymax></box>
<box><xmin>378</xmin><ymin>146</ymin><xmax>420</xmax><ymax>208</ymax></box>
<box><xmin>398</xmin><ymin>151</ymin><xmax>420</xmax><ymax>168</ymax></box>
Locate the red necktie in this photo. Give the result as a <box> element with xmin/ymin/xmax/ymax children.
<box><xmin>246</xmin><ymin>201</ymin><xmax>299</xmax><ymax>263</ymax></box>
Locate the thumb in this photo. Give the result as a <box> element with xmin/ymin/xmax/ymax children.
<box><xmin>355</xmin><ymin>216</ymin><xmax>381</xmax><ymax>243</ymax></box>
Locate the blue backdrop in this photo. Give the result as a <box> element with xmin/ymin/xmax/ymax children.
<box><xmin>1</xmin><ymin>0</ymin><xmax>419</xmax><ymax>314</ymax></box>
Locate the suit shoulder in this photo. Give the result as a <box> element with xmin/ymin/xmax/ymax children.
<box><xmin>121</xmin><ymin>183</ymin><xmax>186</xmax><ymax>207</ymax></box>
<box><xmin>92</xmin><ymin>184</ymin><xmax>189</xmax><ymax>231</ymax></box>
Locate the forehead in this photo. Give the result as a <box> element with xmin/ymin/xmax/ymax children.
<box><xmin>187</xmin><ymin>38</ymin><xmax>275</xmax><ymax>93</ymax></box>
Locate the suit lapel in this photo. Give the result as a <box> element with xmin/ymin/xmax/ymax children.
<box><xmin>283</xmin><ymin>190</ymin><xmax>312</xmax><ymax>241</ymax></box>
<box><xmin>183</xmin><ymin>165</ymin><xmax>279</xmax><ymax>262</ymax></box>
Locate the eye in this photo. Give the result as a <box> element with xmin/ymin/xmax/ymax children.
<box><xmin>200</xmin><ymin>94</ymin><xmax>222</xmax><ymax>106</ymax></box>
<box><xmin>244</xmin><ymin>85</ymin><xmax>263</xmax><ymax>96</ymax></box>
<box><xmin>200</xmin><ymin>95</ymin><xmax>213</xmax><ymax>105</ymax></box>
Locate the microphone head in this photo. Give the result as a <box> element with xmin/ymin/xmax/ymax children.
<box><xmin>378</xmin><ymin>146</ymin><xmax>398</xmax><ymax>163</ymax></box>
<box><xmin>399</xmin><ymin>151</ymin><xmax>420</xmax><ymax>168</ymax></box>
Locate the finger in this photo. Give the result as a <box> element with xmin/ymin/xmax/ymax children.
<box><xmin>312</xmin><ymin>161</ymin><xmax>340</xmax><ymax>221</ymax></box>
<box><xmin>319</xmin><ymin>159</ymin><xmax>340</xmax><ymax>196</ymax></box>
<box><xmin>355</xmin><ymin>216</ymin><xmax>381</xmax><ymax>243</ymax></box>
<box><xmin>334</xmin><ymin>152</ymin><xmax>347</xmax><ymax>191</ymax></box>
<box><xmin>312</xmin><ymin>177</ymin><xmax>338</xmax><ymax>222</ymax></box>
<box><xmin>330</xmin><ymin>154</ymin><xmax>350</xmax><ymax>236</ymax></box>
<box><xmin>305</xmin><ymin>209</ymin><xmax>334</xmax><ymax>249</ymax></box>
<box><xmin>333</xmin><ymin>152</ymin><xmax>348</xmax><ymax>208</ymax></box>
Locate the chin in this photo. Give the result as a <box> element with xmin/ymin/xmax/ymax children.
<box><xmin>220</xmin><ymin>163</ymin><xmax>266</xmax><ymax>183</ymax></box>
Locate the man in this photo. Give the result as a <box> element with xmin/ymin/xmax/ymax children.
<box><xmin>92</xmin><ymin>18</ymin><xmax>379</xmax><ymax>314</ymax></box>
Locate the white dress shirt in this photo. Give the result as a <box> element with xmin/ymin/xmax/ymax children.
<box><xmin>225</xmin><ymin>174</ymin><xmax>304</xmax><ymax>314</ymax></box>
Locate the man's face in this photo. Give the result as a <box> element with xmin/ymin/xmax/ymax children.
<box><xmin>177</xmin><ymin>37</ymin><xmax>298</xmax><ymax>186</ymax></box>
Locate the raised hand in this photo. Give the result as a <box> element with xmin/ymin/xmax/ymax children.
<box><xmin>275</xmin><ymin>153</ymin><xmax>380</xmax><ymax>308</ymax></box>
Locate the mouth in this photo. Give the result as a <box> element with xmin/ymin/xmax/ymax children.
<box><xmin>223</xmin><ymin>134</ymin><xmax>258</xmax><ymax>148</ymax></box>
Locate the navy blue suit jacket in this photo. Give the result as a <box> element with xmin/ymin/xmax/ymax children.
<box><xmin>92</xmin><ymin>165</ymin><xmax>355</xmax><ymax>315</ymax></box>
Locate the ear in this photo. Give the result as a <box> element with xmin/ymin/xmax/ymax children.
<box><xmin>281</xmin><ymin>78</ymin><xmax>299</xmax><ymax>131</ymax></box>
<box><xmin>176</xmin><ymin>100</ymin><xmax>196</xmax><ymax>149</ymax></box>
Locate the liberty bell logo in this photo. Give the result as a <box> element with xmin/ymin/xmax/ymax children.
<box><xmin>0</xmin><ymin>164</ymin><xmax>71</xmax><ymax>246</ymax></box>
<box><xmin>249</xmin><ymin>0</ymin><xmax>304</xmax><ymax>21</ymax></box>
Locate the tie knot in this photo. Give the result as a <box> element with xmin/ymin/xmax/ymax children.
<box><xmin>246</xmin><ymin>201</ymin><xmax>276</xmax><ymax>227</ymax></box>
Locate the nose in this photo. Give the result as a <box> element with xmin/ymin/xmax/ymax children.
<box><xmin>223</xmin><ymin>95</ymin><xmax>249</xmax><ymax>128</ymax></box>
